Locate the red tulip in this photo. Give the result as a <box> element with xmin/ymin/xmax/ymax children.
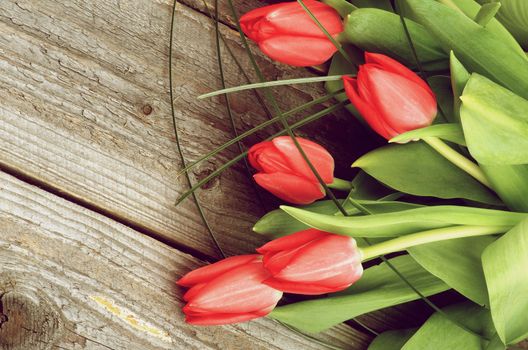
<box><xmin>177</xmin><ymin>255</ymin><xmax>283</xmax><ymax>325</ymax></box>
<box><xmin>343</xmin><ymin>52</ymin><xmax>437</xmax><ymax>140</ymax></box>
<box><xmin>240</xmin><ymin>1</ymin><xmax>343</xmax><ymax>66</ymax></box>
<box><xmin>257</xmin><ymin>229</ymin><xmax>363</xmax><ymax>295</ymax></box>
<box><xmin>248</xmin><ymin>136</ymin><xmax>334</xmax><ymax>205</ymax></box>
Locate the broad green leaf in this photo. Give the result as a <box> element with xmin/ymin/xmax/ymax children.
<box><xmin>403</xmin><ymin>0</ymin><xmax>528</xmax><ymax>100</ymax></box>
<box><xmin>474</xmin><ymin>2</ymin><xmax>501</xmax><ymax>26</ymax></box>
<box><xmin>408</xmin><ymin>236</ymin><xmax>496</xmax><ymax>305</ymax></box>
<box><xmin>482</xmin><ymin>164</ymin><xmax>528</xmax><ymax>212</ymax></box>
<box><xmin>427</xmin><ymin>75</ymin><xmax>455</xmax><ymax>123</ymax></box>
<box><xmin>269</xmin><ymin>255</ymin><xmax>450</xmax><ymax>333</ymax></box>
<box><xmin>280</xmin><ymin>205</ymin><xmax>524</xmax><ymax>237</ymax></box>
<box><xmin>425</xmin><ymin>0</ymin><xmax>525</xmax><ymax>57</ymax></box>
<box><xmin>482</xmin><ymin>218</ymin><xmax>528</xmax><ymax>344</ymax></box>
<box><xmin>348</xmin><ymin>171</ymin><xmax>392</xmax><ymax>200</ymax></box>
<box><xmin>343</xmin><ymin>8</ymin><xmax>448</xmax><ymax>70</ymax></box>
<box><xmin>349</xmin><ymin>0</ymin><xmax>392</xmax><ymax>11</ymax></box>
<box><xmin>450</xmin><ymin>51</ymin><xmax>471</xmax><ymax>122</ymax></box>
<box><xmin>352</xmin><ymin>142</ymin><xmax>499</xmax><ymax>204</ymax></box>
<box><xmin>477</xmin><ymin>0</ymin><xmax>528</xmax><ymax>49</ymax></box>
<box><xmin>390</xmin><ymin>124</ymin><xmax>466</xmax><ymax>145</ymax></box>
<box><xmin>368</xmin><ymin>329</ymin><xmax>416</xmax><ymax>350</ymax></box>
<box><xmin>460</xmin><ymin>74</ymin><xmax>528</xmax><ymax>165</ymax></box>
<box><xmin>254</xmin><ymin>200</ymin><xmax>421</xmax><ymax>237</ymax></box>
<box><xmin>402</xmin><ymin>302</ymin><xmax>496</xmax><ymax>349</ymax></box>
<box><xmin>323</xmin><ymin>0</ymin><xmax>357</xmax><ymax>17</ymax></box>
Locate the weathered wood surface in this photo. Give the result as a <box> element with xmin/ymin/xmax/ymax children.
<box><xmin>0</xmin><ymin>0</ymin><xmax>366</xmax><ymax>261</ymax></box>
<box><xmin>0</xmin><ymin>171</ymin><xmax>370</xmax><ymax>349</ymax></box>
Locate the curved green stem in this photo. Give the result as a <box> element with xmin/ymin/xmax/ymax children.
<box><xmin>361</xmin><ymin>225</ymin><xmax>508</xmax><ymax>261</ymax></box>
<box><xmin>423</xmin><ymin>137</ymin><xmax>493</xmax><ymax>189</ymax></box>
<box><xmin>327</xmin><ymin>177</ymin><xmax>353</xmax><ymax>191</ymax></box>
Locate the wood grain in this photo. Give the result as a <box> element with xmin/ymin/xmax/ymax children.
<box><xmin>0</xmin><ymin>0</ymin><xmax>366</xmax><ymax>261</ymax></box>
<box><xmin>0</xmin><ymin>171</ymin><xmax>370</xmax><ymax>350</ymax></box>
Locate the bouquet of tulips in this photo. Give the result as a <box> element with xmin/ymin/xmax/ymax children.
<box><xmin>176</xmin><ymin>0</ymin><xmax>528</xmax><ymax>348</ymax></box>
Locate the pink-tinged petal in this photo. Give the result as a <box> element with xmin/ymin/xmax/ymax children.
<box><xmin>259</xmin><ymin>35</ymin><xmax>338</xmax><ymax>67</ymax></box>
<box><xmin>188</xmin><ymin>262</ymin><xmax>283</xmax><ymax>314</ymax></box>
<box><xmin>254</xmin><ymin>172</ymin><xmax>325</xmax><ymax>204</ymax></box>
<box><xmin>257</xmin><ymin>228</ymin><xmax>328</xmax><ymax>254</ymax></box>
<box><xmin>264</xmin><ymin>1</ymin><xmax>343</xmax><ymax>38</ymax></box>
<box><xmin>254</xmin><ymin>147</ymin><xmax>293</xmax><ymax>174</ymax></box>
<box><xmin>262</xmin><ymin>247</ymin><xmax>301</xmax><ymax>275</ymax></box>
<box><xmin>184</xmin><ymin>305</ymin><xmax>275</xmax><ymax>325</ymax></box>
<box><xmin>183</xmin><ymin>283</ymin><xmax>207</xmax><ymax>302</ymax></box>
<box><xmin>364</xmin><ymin>52</ymin><xmax>433</xmax><ymax>96</ymax></box>
<box><xmin>275</xmin><ymin>235</ymin><xmax>360</xmax><ymax>282</ymax></box>
<box><xmin>248</xmin><ymin>141</ymin><xmax>276</xmax><ymax>172</ymax></box>
<box><xmin>272</xmin><ymin>136</ymin><xmax>334</xmax><ymax>183</ymax></box>
<box><xmin>263</xmin><ymin>278</ymin><xmax>349</xmax><ymax>295</ymax></box>
<box><xmin>343</xmin><ymin>76</ymin><xmax>394</xmax><ymax>139</ymax></box>
<box><xmin>177</xmin><ymin>255</ymin><xmax>260</xmax><ymax>287</ymax></box>
<box><xmin>240</xmin><ymin>3</ymin><xmax>288</xmax><ymax>41</ymax></box>
<box><xmin>361</xmin><ymin>67</ymin><xmax>437</xmax><ymax>136</ymax></box>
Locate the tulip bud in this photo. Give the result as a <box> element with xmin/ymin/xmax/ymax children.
<box><xmin>257</xmin><ymin>229</ymin><xmax>363</xmax><ymax>295</ymax></box>
<box><xmin>177</xmin><ymin>255</ymin><xmax>283</xmax><ymax>325</ymax></box>
<box><xmin>240</xmin><ymin>1</ymin><xmax>343</xmax><ymax>66</ymax></box>
<box><xmin>248</xmin><ymin>136</ymin><xmax>335</xmax><ymax>205</ymax></box>
<box><xmin>343</xmin><ymin>52</ymin><xmax>437</xmax><ymax>140</ymax></box>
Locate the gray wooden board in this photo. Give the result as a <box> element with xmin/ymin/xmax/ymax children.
<box><xmin>0</xmin><ymin>170</ymin><xmax>370</xmax><ymax>349</ymax></box>
<box><xmin>0</xmin><ymin>0</ymin><xmax>360</xmax><ymax>260</ymax></box>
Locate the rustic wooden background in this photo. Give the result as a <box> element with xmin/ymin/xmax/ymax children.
<box><xmin>0</xmin><ymin>0</ymin><xmax>425</xmax><ymax>349</ymax></box>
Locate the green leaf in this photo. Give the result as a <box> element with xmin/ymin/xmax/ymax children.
<box><xmin>348</xmin><ymin>171</ymin><xmax>392</xmax><ymax>200</ymax></box>
<box><xmin>368</xmin><ymin>329</ymin><xmax>416</xmax><ymax>350</ymax></box>
<box><xmin>343</xmin><ymin>8</ymin><xmax>448</xmax><ymax>70</ymax></box>
<box><xmin>474</xmin><ymin>2</ymin><xmax>501</xmax><ymax>26</ymax></box>
<box><xmin>269</xmin><ymin>255</ymin><xmax>450</xmax><ymax>333</ymax></box>
<box><xmin>390</xmin><ymin>124</ymin><xmax>466</xmax><ymax>145</ymax></box>
<box><xmin>427</xmin><ymin>75</ymin><xmax>455</xmax><ymax>123</ymax></box>
<box><xmin>460</xmin><ymin>74</ymin><xmax>528</xmax><ymax>165</ymax></box>
<box><xmin>349</xmin><ymin>0</ymin><xmax>392</xmax><ymax>11</ymax></box>
<box><xmin>253</xmin><ymin>200</ymin><xmax>421</xmax><ymax>237</ymax></box>
<box><xmin>408</xmin><ymin>236</ymin><xmax>496</xmax><ymax>305</ymax></box>
<box><xmin>403</xmin><ymin>0</ymin><xmax>528</xmax><ymax>100</ymax></box>
<box><xmin>425</xmin><ymin>0</ymin><xmax>525</xmax><ymax>57</ymax></box>
<box><xmin>477</xmin><ymin>0</ymin><xmax>528</xmax><ymax>49</ymax></box>
<box><xmin>280</xmin><ymin>205</ymin><xmax>525</xmax><ymax>237</ymax></box>
<box><xmin>352</xmin><ymin>142</ymin><xmax>499</xmax><ymax>204</ymax></box>
<box><xmin>402</xmin><ymin>302</ymin><xmax>497</xmax><ymax>349</ymax></box>
<box><xmin>482</xmin><ymin>164</ymin><xmax>528</xmax><ymax>212</ymax></box>
<box><xmin>323</xmin><ymin>0</ymin><xmax>357</xmax><ymax>17</ymax></box>
<box><xmin>450</xmin><ymin>51</ymin><xmax>471</xmax><ymax>122</ymax></box>
<box><xmin>482</xmin><ymin>218</ymin><xmax>528</xmax><ymax>344</ymax></box>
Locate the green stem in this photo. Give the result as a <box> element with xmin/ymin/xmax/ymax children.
<box><xmin>423</xmin><ymin>137</ymin><xmax>493</xmax><ymax>189</ymax></box>
<box><xmin>327</xmin><ymin>177</ymin><xmax>352</xmax><ymax>191</ymax></box>
<box><xmin>361</xmin><ymin>225</ymin><xmax>508</xmax><ymax>261</ymax></box>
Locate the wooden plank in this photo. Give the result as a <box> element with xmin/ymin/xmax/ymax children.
<box><xmin>0</xmin><ymin>0</ymin><xmax>363</xmax><ymax>260</ymax></box>
<box><xmin>0</xmin><ymin>170</ymin><xmax>370</xmax><ymax>349</ymax></box>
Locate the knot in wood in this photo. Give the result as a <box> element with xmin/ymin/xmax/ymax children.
<box><xmin>142</xmin><ymin>104</ymin><xmax>153</xmax><ymax>115</ymax></box>
<box><xmin>0</xmin><ymin>289</ymin><xmax>62</xmax><ymax>350</ymax></box>
<box><xmin>193</xmin><ymin>164</ymin><xmax>220</xmax><ymax>190</ymax></box>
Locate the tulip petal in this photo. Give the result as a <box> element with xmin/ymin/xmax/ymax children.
<box><xmin>184</xmin><ymin>305</ymin><xmax>275</xmax><ymax>325</ymax></box>
<box><xmin>254</xmin><ymin>147</ymin><xmax>293</xmax><ymax>174</ymax></box>
<box><xmin>275</xmin><ymin>235</ymin><xmax>361</xmax><ymax>282</ymax></box>
<box><xmin>343</xmin><ymin>76</ymin><xmax>395</xmax><ymax>139</ymax></box>
<box><xmin>263</xmin><ymin>277</ymin><xmax>351</xmax><ymax>295</ymax></box>
<box><xmin>177</xmin><ymin>255</ymin><xmax>260</xmax><ymax>287</ymax></box>
<box><xmin>188</xmin><ymin>262</ymin><xmax>283</xmax><ymax>314</ymax></box>
<box><xmin>240</xmin><ymin>3</ymin><xmax>288</xmax><ymax>41</ymax></box>
<box><xmin>362</xmin><ymin>66</ymin><xmax>437</xmax><ymax>136</ymax></box>
<box><xmin>254</xmin><ymin>172</ymin><xmax>325</xmax><ymax>205</ymax></box>
<box><xmin>257</xmin><ymin>228</ymin><xmax>328</xmax><ymax>254</ymax></box>
<box><xmin>365</xmin><ymin>52</ymin><xmax>434</xmax><ymax>97</ymax></box>
<box><xmin>248</xmin><ymin>141</ymin><xmax>275</xmax><ymax>172</ymax></box>
<box><xmin>183</xmin><ymin>283</ymin><xmax>207</xmax><ymax>302</ymax></box>
<box><xmin>259</xmin><ymin>35</ymin><xmax>338</xmax><ymax>67</ymax></box>
<box><xmin>272</xmin><ymin>136</ymin><xmax>334</xmax><ymax>183</ymax></box>
<box><xmin>264</xmin><ymin>1</ymin><xmax>343</xmax><ymax>38</ymax></box>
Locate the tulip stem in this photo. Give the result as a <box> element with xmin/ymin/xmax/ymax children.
<box><xmin>327</xmin><ymin>177</ymin><xmax>353</xmax><ymax>191</ymax></box>
<box><xmin>423</xmin><ymin>137</ymin><xmax>493</xmax><ymax>189</ymax></box>
<box><xmin>360</xmin><ymin>225</ymin><xmax>508</xmax><ymax>261</ymax></box>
